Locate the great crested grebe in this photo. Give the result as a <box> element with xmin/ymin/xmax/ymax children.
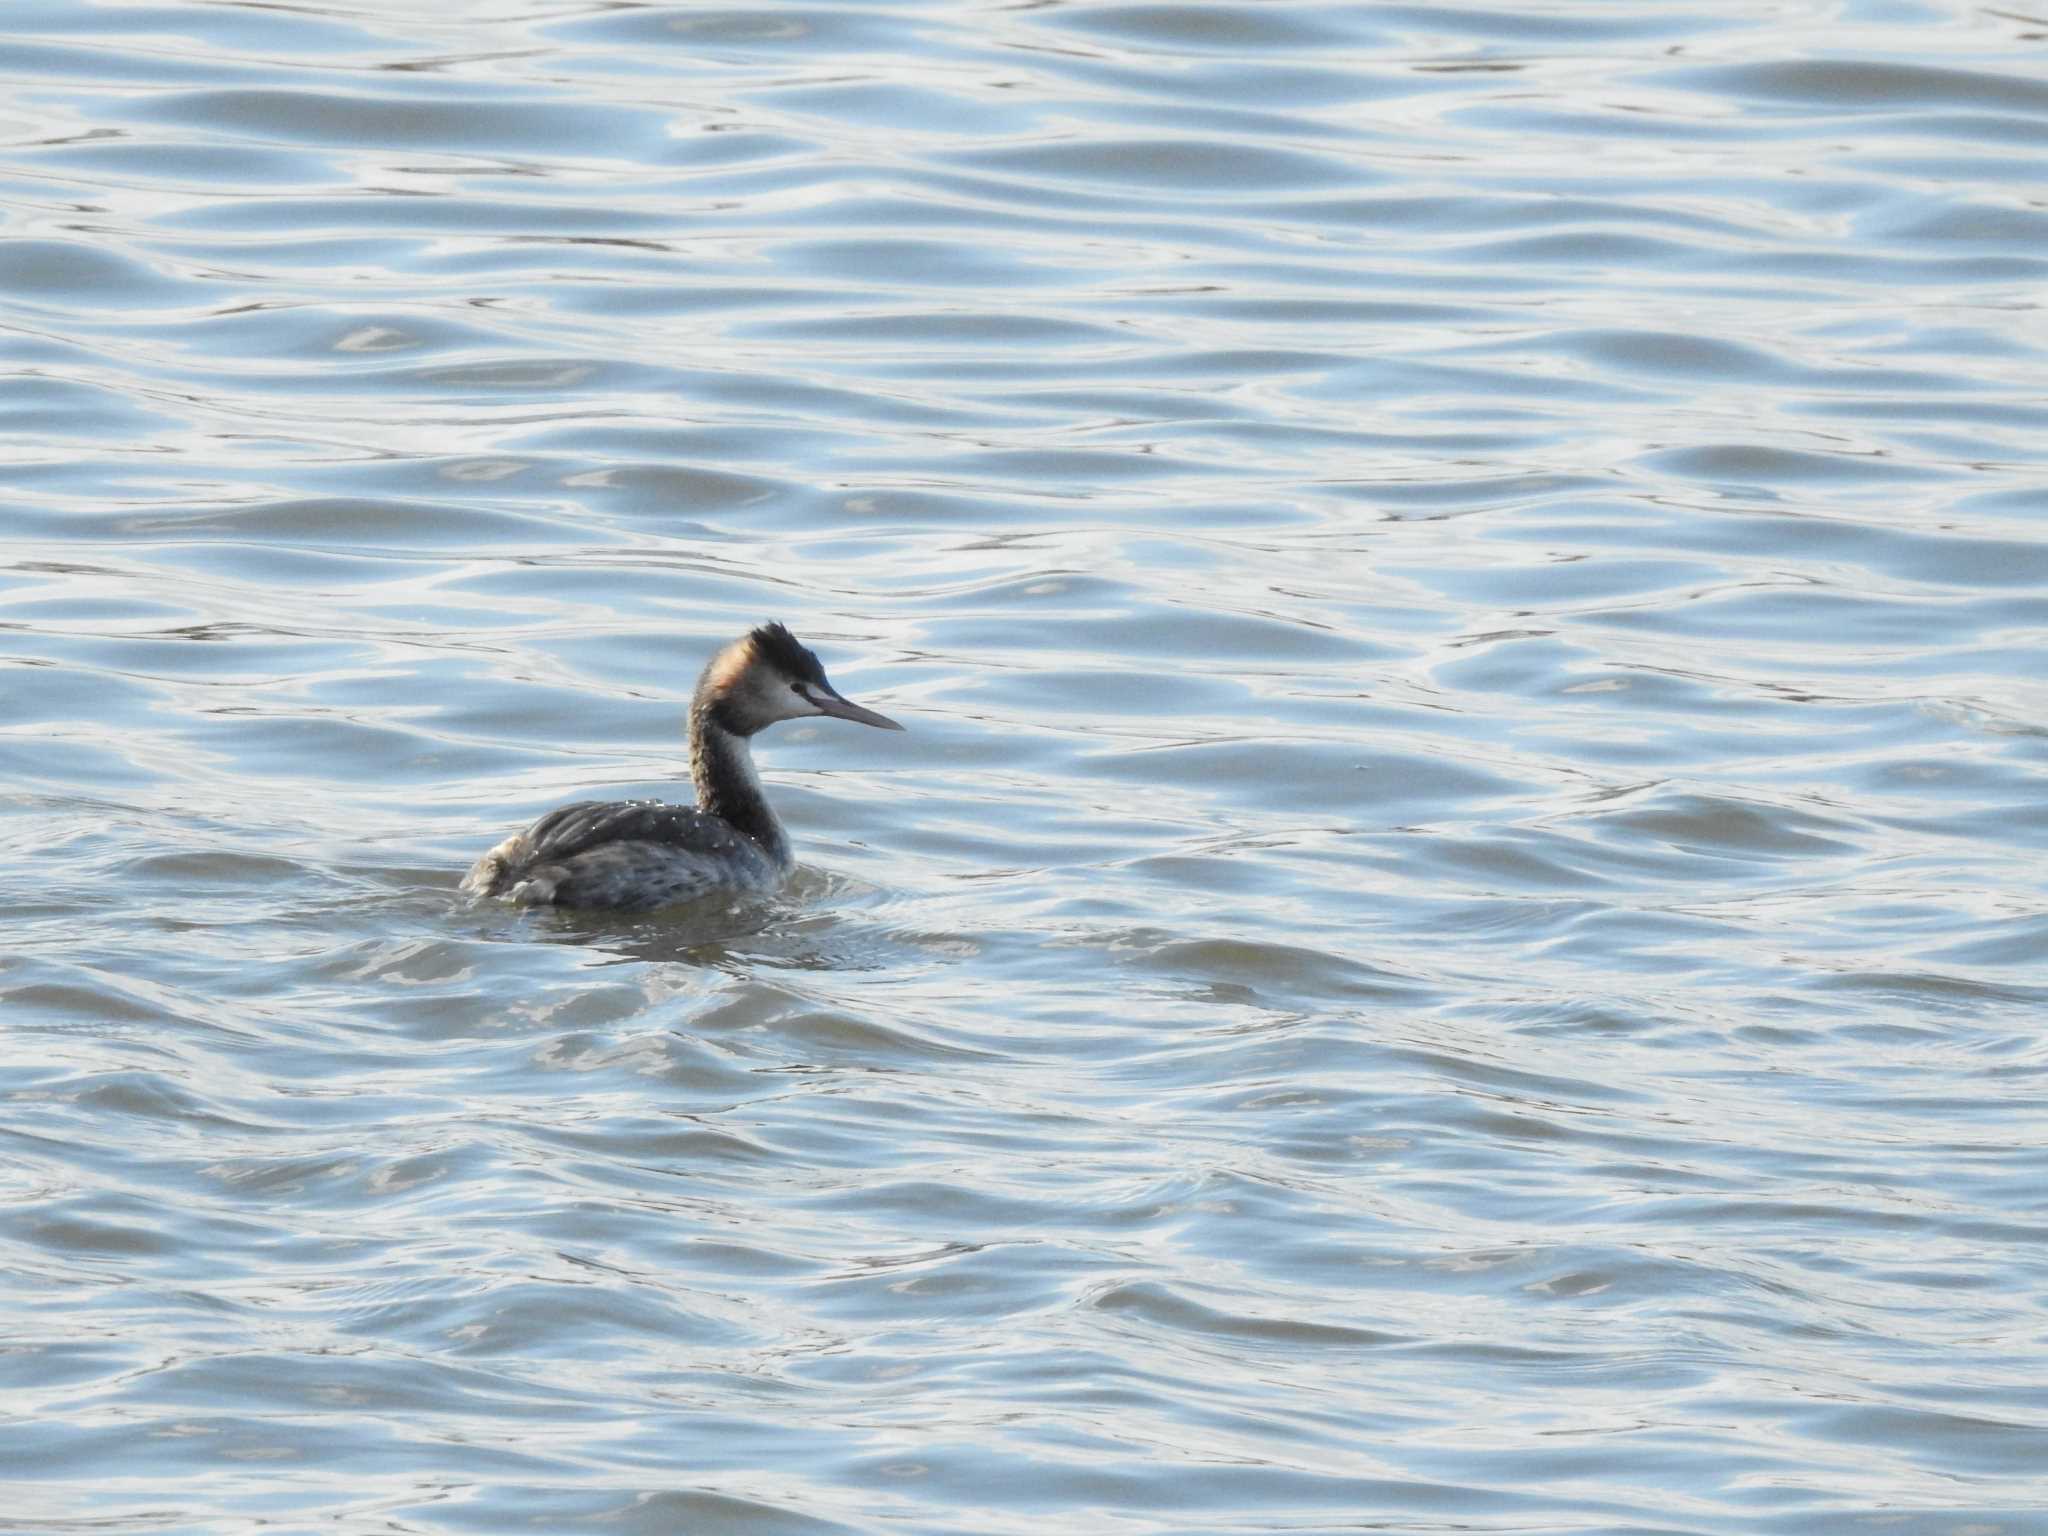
<box><xmin>462</xmin><ymin>623</ymin><xmax>903</xmax><ymax>911</ymax></box>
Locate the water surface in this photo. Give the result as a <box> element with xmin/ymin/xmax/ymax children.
<box><xmin>3</xmin><ymin>2</ymin><xmax>2047</xmax><ymax>1532</ymax></box>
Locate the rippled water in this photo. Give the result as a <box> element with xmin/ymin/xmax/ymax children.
<box><xmin>5</xmin><ymin>1</ymin><xmax>2047</xmax><ymax>1531</ymax></box>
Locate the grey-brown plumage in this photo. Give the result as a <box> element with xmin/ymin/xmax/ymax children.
<box><xmin>462</xmin><ymin>623</ymin><xmax>903</xmax><ymax>912</ymax></box>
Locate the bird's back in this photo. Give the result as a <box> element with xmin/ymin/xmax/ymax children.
<box><xmin>461</xmin><ymin>799</ymin><xmax>782</xmax><ymax>911</ymax></box>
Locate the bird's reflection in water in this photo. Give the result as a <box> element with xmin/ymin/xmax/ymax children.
<box><xmin>533</xmin><ymin>865</ymin><xmax>909</xmax><ymax>974</ymax></box>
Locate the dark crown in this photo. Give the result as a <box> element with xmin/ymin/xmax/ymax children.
<box><xmin>749</xmin><ymin>622</ymin><xmax>826</xmax><ymax>685</ymax></box>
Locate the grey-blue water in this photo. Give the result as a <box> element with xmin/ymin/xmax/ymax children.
<box><xmin>4</xmin><ymin>2</ymin><xmax>2046</xmax><ymax>1532</ymax></box>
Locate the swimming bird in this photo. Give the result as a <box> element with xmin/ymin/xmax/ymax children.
<box><xmin>462</xmin><ymin>623</ymin><xmax>903</xmax><ymax>911</ymax></box>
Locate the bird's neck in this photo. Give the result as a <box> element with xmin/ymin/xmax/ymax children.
<box><xmin>690</xmin><ymin>701</ymin><xmax>790</xmax><ymax>866</ymax></box>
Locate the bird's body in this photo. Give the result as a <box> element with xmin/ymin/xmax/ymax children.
<box><xmin>462</xmin><ymin>623</ymin><xmax>901</xmax><ymax>912</ymax></box>
<box><xmin>462</xmin><ymin>798</ymin><xmax>782</xmax><ymax>911</ymax></box>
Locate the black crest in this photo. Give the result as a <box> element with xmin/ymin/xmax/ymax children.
<box><xmin>749</xmin><ymin>621</ymin><xmax>826</xmax><ymax>684</ymax></box>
